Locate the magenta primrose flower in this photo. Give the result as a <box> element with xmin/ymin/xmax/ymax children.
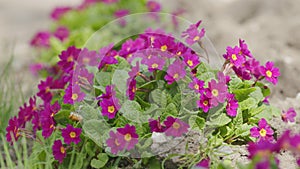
<box><xmin>114</xmin><ymin>9</ymin><xmax>129</xmax><ymax>27</ymax></box>
<box><xmin>106</xmin><ymin>130</ymin><xmax>124</xmax><ymax>154</ymax></box>
<box><xmin>143</xmin><ymin>55</ymin><xmax>165</xmax><ymax>72</ymax></box>
<box><xmin>239</xmin><ymin>39</ymin><xmax>253</xmax><ymax>58</ymax></box>
<box><xmin>40</xmin><ymin>102</ymin><xmax>61</xmax><ymax>139</ymax></box>
<box><xmin>260</xmin><ymin>61</ymin><xmax>280</xmax><ymax>85</ymax></box>
<box><xmin>148</xmin><ymin>117</ymin><xmax>166</xmax><ymax>133</ymax></box>
<box><xmin>6</xmin><ymin>116</ymin><xmax>21</xmax><ymax>143</ymax></box>
<box><xmin>152</xmin><ymin>36</ymin><xmax>176</xmax><ymax>56</ymax></box>
<box><xmin>195</xmin><ymin>158</ymin><xmax>210</xmax><ymax>169</ymax></box>
<box><xmin>165</xmin><ymin>59</ymin><xmax>186</xmax><ymax>84</ymax></box>
<box><xmin>226</xmin><ymin>93</ymin><xmax>239</xmax><ymax>117</ymax></box>
<box><xmin>188</xmin><ymin>77</ymin><xmax>205</xmax><ymax>93</ymax></box>
<box><xmin>247</xmin><ymin>140</ymin><xmax>275</xmax><ymax>159</ymax></box>
<box><xmin>250</xmin><ymin>118</ymin><xmax>274</xmax><ymax>142</ymax></box>
<box><xmin>98</xmin><ymin>43</ymin><xmax>118</xmax><ymax>69</ymax></box>
<box><xmin>61</xmin><ymin>124</ymin><xmax>82</xmax><ymax>145</ymax></box>
<box><xmin>30</xmin><ymin>31</ymin><xmax>51</xmax><ymax>48</ymax></box>
<box><xmin>223</xmin><ymin>46</ymin><xmax>246</xmax><ymax>68</ymax></box>
<box><xmin>281</xmin><ymin>107</ymin><xmax>297</xmax><ymax>123</ymax></box>
<box><xmin>197</xmin><ymin>93</ymin><xmax>211</xmax><ymax>113</ymax></box>
<box><xmin>182</xmin><ymin>20</ymin><xmax>205</xmax><ymax>46</ymax></box>
<box><xmin>119</xmin><ymin>38</ymin><xmax>145</xmax><ymax>59</ymax></box>
<box><xmin>58</xmin><ymin>46</ymin><xmax>82</xmax><ymax>74</ymax></box>
<box><xmin>77</xmin><ymin>48</ymin><xmax>99</xmax><ymax>66</ymax></box>
<box><xmin>206</xmin><ymin>79</ymin><xmax>228</xmax><ymax>107</ymax></box>
<box><xmin>147</xmin><ymin>1</ymin><xmax>161</xmax><ymax>12</ymax></box>
<box><xmin>100</xmin><ymin>98</ymin><xmax>120</xmax><ymax>119</ymax></box>
<box><xmin>164</xmin><ymin>116</ymin><xmax>189</xmax><ymax>137</ymax></box>
<box><xmin>182</xmin><ymin>50</ymin><xmax>200</xmax><ymax>69</ymax></box>
<box><xmin>63</xmin><ymin>83</ymin><xmax>86</xmax><ymax>105</ymax></box>
<box><xmin>50</xmin><ymin>7</ymin><xmax>71</xmax><ymax>20</ymax></box>
<box><xmin>54</xmin><ymin>26</ymin><xmax>69</xmax><ymax>41</ymax></box>
<box><xmin>116</xmin><ymin>124</ymin><xmax>139</xmax><ymax>151</ymax></box>
<box><xmin>37</xmin><ymin>76</ymin><xmax>65</xmax><ymax>103</ymax></box>
<box><xmin>52</xmin><ymin>140</ymin><xmax>67</xmax><ymax>163</ymax></box>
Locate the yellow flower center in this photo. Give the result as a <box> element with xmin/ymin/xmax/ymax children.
<box><xmin>71</xmin><ymin>94</ymin><xmax>78</xmax><ymax>100</ymax></box>
<box><xmin>212</xmin><ymin>89</ymin><xmax>219</xmax><ymax>97</ymax></box>
<box><xmin>173</xmin><ymin>73</ymin><xmax>179</xmax><ymax>79</ymax></box>
<box><xmin>60</xmin><ymin>146</ymin><xmax>65</xmax><ymax>154</ymax></box>
<box><xmin>124</xmin><ymin>133</ymin><xmax>132</xmax><ymax>142</ymax></box>
<box><xmin>203</xmin><ymin>100</ymin><xmax>208</xmax><ymax>106</ymax></box>
<box><xmin>187</xmin><ymin>60</ymin><xmax>193</xmax><ymax>67</ymax></box>
<box><xmin>45</xmin><ymin>86</ymin><xmax>50</xmax><ymax>93</ymax></box>
<box><xmin>194</xmin><ymin>84</ymin><xmax>199</xmax><ymax>90</ymax></box>
<box><xmin>172</xmin><ymin>122</ymin><xmax>180</xmax><ymax>129</ymax></box>
<box><xmin>266</xmin><ymin>70</ymin><xmax>272</xmax><ymax>78</ymax></box>
<box><xmin>67</xmin><ymin>56</ymin><xmax>73</xmax><ymax>62</ymax></box>
<box><xmin>152</xmin><ymin>63</ymin><xmax>158</xmax><ymax>68</ymax></box>
<box><xmin>115</xmin><ymin>139</ymin><xmax>120</xmax><ymax>146</ymax></box>
<box><xmin>259</xmin><ymin>128</ymin><xmax>267</xmax><ymax>137</ymax></box>
<box><xmin>161</xmin><ymin>45</ymin><xmax>168</xmax><ymax>52</ymax></box>
<box><xmin>69</xmin><ymin>131</ymin><xmax>76</xmax><ymax>138</ymax></box>
<box><xmin>108</xmin><ymin>106</ymin><xmax>115</xmax><ymax>114</ymax></box>
<box><xmin>193</xmin><ymin>36</ymin><xmax>200</xmax><ymax>42</ymax></box>
<box><xmin>231</xmin><ymin>54</ymin><xmax>237</xmax><ymax>61</ymax></box>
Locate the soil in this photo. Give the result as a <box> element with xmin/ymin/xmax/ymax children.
<box><xmin>1</xmin><ymin>0</ymin><xmax>299</xmax><ymax>168</ymax></box>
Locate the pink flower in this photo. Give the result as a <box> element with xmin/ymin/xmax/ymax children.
<box><xmin>147</xmin><ymin>1</ymin><xmax>161</xmax><ymax>12</ymax></box>
<box><xmin>226</xmin><ymin>94</ymin><xmax>238</xmax><ymax>117</ymax></box>
<box><xmin>148</xmin><ymin>117</ymin><xmax>166</xmax><ymax>133</ymax></box>
<box><xmin>106</xmin><ymin>130</ymin><xmax>124</xmax><ymax>154</ymax></box>
<box><xmin>52</xmin><ymin>140</ymin><xmax>66</xmax><ymax>163</ymax></box>
<box><xmin>116</xmin><ymin>124</ymin><xmax>139</xmax><ymax>151</ymax></box>
<box><xmin>164</xmin><ymin>59</ymin><xmax>186</xmax><ymax>84</ymax></box>
<box><xmin>223</xmin><ymin>46</ymin><xmax>246</xmax><ymax>68</ymax></box>
<box><xmin>63</xmin><ymin>83</ymin><xmax>86</xmax><ymax>105</ymax></box>
<box><xmin>197</xmin><ymin>94</ymin><xmax>211</xmax><ymax>113</ymax></box>
<box><xmin>6</xmin><ymin>116</ymin><xmax>21</xmax><ymax>143</ymax></box>
<box><xmin>50</xmin><ymin>7</ymin><xmax>71</xmax><ymax>20</ymax></box>
<box><xmin>100</xmin><ymin>98</ymin><xmax>120</xmax><ymax>119</ymax></box>
<box><xmin>114</xmin><ymin>9</ymin><xmax>129</xmax><ymax>27</ymax></box>
<box><xmin>188</xmin><ymin>77</ymin><xmax>205</xmax><ymax>93</ymax></box>
<box><xmin>260</xmin><ymin>61</ymin><xmax>280</xmax><ymax>85</ymax></box>
<box><xmin>247</xmin><ymin>140</ymin><xmax>275</xmax><ymax>159</ymax></box>
<box><xmin>182</xmin><ymin>20</ymin><xmax>205</xmax><ymax>46</ymax></box>
<box><xmin>164</xmin><ymin>116</ymin><xmax>189</xmax><ymax>137</ymax></box>
<box><xmin>182</xmin><ymin>50</ymin><xmax>200</xmax><ymax>69</ymax></box>
<box><xmin>206</xmin><ymin>79</ymin><xmax>228</xmax><ymax>107</ymax></box>
<box><xmin>250</xmin><ymin>118</ymin><xmax>274</xmax><ymax>142</ymax></box>
<box><xmin>195</xmin><ymin>158</ymin><xmax>210</xmax><ymax>169</ymax></box>
<box><xmin>54</xmin><ymin>26</ymin><xmax>69</xmax><ymax>41</ymax></box>
<box><xmin>30</xmin><ymin>31</ymin><xmax>51</xmax><ymax>48</ymax></box>
<box><xmin>61</xmin><ymin>124</ymin><xmax>82</xmax><ymax>145</ymax></box>
<box><xmin>281</xmin><ymin>107</ymin><xmax>297</xmax><ymax>123</ymax></box>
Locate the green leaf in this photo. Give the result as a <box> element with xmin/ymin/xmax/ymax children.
<box><xmin>120</xmin><ymin>100</ymin><xmax>150</xmax><ymax>123</ymax></box>
<box><xmin>95</xmin><ymin>72</ymin><xmax>112</xmax><ymax>90</ymax></box>
<box><xmin>149</xmin><ymin>89</ymin><xmax>167</xmax><ymax>108</ymax></box>
<box><xmin>82</xmin><ymin>119</ymin><xmax>110</xmax><ymax>147</ymax></box>
<box><xmin>239</xmin><ymin>98</ymin><xmax>257</xmax><ymax>110</ymax></box>
<box><xmin>235</xmin><ymin>123</ymin><xmax>252</xmax><ymax>137</ymax></box>
<box><xmin>249</xmin><ymin>104</ymin><xmax>269</xmax><ymax>116</ymax></box>
<box><xmin>112</xmin><ymin>69</ymin><xmax>129</xmax><ymax>94</ymax></box>
<box><xmin>206</xmin><ymin>106</ymin><xmax>231</xmax><ymax>127</ymax></box>
<box><xmin>77</xmin><ymin>104</ymin><xmax>100</xmax><ymax>121</ymax></box>
<box><xmin>197</xmin><ymin>72</ymin><xmax>216</xmax><ymax>82</ymax></box>
<box><xmin>54</xmin><ymin>110</ymin><xmax>71</xmax><ymax>125</ymax></box>
<box><xmin>90</xmin><ymin>153</ymin><xmax>109</xmax><ymax>168</ymax></box>
<box><xmin>188</xmin><ymin>115</ymin><xmax>205</xmax><ymax>131</ymax></box>
<box><xmin>232</xmin><ymin>88</ymin><xmax>256</xmax><ymax>101</ymax></box>
<box><xmin>232</xmin><ymin>108</ymin><xmax>243</xmax><ymax>125</ymax></box>
<box><xmin>229</xmin><ymin>76</ymin><xmax>243</xmax><ymax>91</ymax></box>
<box><xmin>255</xmin><ymin>82</ymin><xmax>271</xmax><ymax>97</ymax></box>
<box><xmin>249</xmin><ymin>87</ymin><xmax>264</xmax><ymax>102</ymax></box>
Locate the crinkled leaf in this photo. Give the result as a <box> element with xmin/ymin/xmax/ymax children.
<box><xmin>95</xmin><ymin>71</ymin><xmax>112</xmax><ymax>90</ymax></box>
<box><xmin>235</xmin><ymin>123</ymin><xmax>252</xmax><ymax>137</ymax></box>
<box><xmin>249</xmin><ymin>87</ymin><xmax>264</xmax><ymax>102</ymax></box>
<box><xmin>54</xmin><ymin>110</ymin><xmax>72</xmax><ymax>125</ymax></box>
<box><xmin>90</xmin><ymin>153</ymin><xmax>108</xmax><ymax>169</ymax></box>
<box><xmin>150</xmin><ymin>89</ymin><xmax>167</xmax><ymax>108</ymax></box>
<box><xmin>112</xmin><ymin>69</ymin><xmax>129</xmax><ymax>94</ymax></box>
<box><xmin>120</xmin><ymin>100</ymin><xmax>150</xmax><ymax>123</ymax></box>
<box><xmin>82</xmin><ymin>119</ymin><xmax>110</xmax><ymax>147</ymax></box>
<box><xmin>232</xmin><ymin>88</ymin><xmax>256</xmax><ymax>101</ymax></box>
<box><xmin>189</xmin><ymin>115</ymin><xmax>205</xmax><ymax>131</ymax></box>
<box><xmin>239</xmin><ymin>98</ymin><xmax>257</xmax><ymax>110</ymax></box>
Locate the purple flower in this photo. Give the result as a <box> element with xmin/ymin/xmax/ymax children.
<box><xmin>250</xmin><ymin>118</ymin><xmax>274</xmax><ymax>142</ymax></box>
<box><xmin>37</xmin><ymin>77</ymin><xmax>65</xmax><ymax>103</ymax></box>
<box><xmin>197</xmin><ymin>94</ymin><xmax>211</xmax><ymax>113</ymax></box>
<box><xmin>182</xmin><ymin>20</ymin><xmax>205</xmax><ymax>46</ymax></box>
<box><xmin>281</xmin><ymin>107</ymin><xmax>297</xmax><ymax>123</ymax></box>
<box><xmin>61</xmin><ymin>124</ymin><xmax>82</xmax><ymax>145</ymax></box>
<box><xmin>255</xmin><ymin>160</ymin><xmax>271</xmax><ymax>169</ymax></box>
<box><xmin>116</xmin><ymin>124</ymin><xmax>139</xmax><ymax>151</ymax></box>
<box><xmin>29</xmin><ymin>63</ymin><xmax>44</xmax><ymax>76</ymax></box>
<box><xmin>232</xmin><ymin>66</ymin><xmax>252</xmax><ymax>80</ymax></box>
<box><xmin>188</xmin><ymin>77</ymin><xmax>205</xmax><ymax>93</ymax></box>
<box><xmin>119</xmin><ymin>38</ymin><xmax>145</xmax><ymax>59</ymax></box>
<box><xmin>260</xmin><ymin>61</ymin><xmax>280</xmax><ymax>85</ymax></box>
<box><xmin>164</xmin><ymin>116</ymin><xmax>189</xmax><ymax>137</ymax></box>
<box><xmin>114</xmin><ymin>9</ymin><xmax>129</xmax><ymax>27</ymax></box>
<box><xmin>98</xmin><ymin>43</ymin><xmax>118</xmax><ymax>69</ymax></box>
<box><xmin>58</xmin><ymin>46</ymin><xmax>81</xmax><ymax>74</ymax></box>
<box><xmin>152</xmin><ymin>36</ymin><xmax>176</xmax><ymax>55</ymax></box>
<box><xmin>244</xmin><ymin>58</ymin><xmax>262</xmax><ymax>79</ymax></box>
<box><xmin>147</xmin><ymin>1</ymin><xmax>161</xmax><ymax>12</ymax></box>
<box><xmin>239</xmin><ymin>39</ymin><xmax>253</xmax><ymax>58</ymax></box>
<box><xmin>171</xmin><ymin>42</ymin><xmax>188</xmax><ymax>57</ymax></box>
<box><xmin>226</xmin><ymin>94</ymin><xmax>238</xmax><ymax>117</ymax></box>
<box><xmin>223</xmin><ymin>46</ymin><xmax>246</xmax><ymax>68</ymax></box>
<box><xmin>63</xmin><ymin>83</ymin><xmax>86</xmax><ymax>105</ymax></box>
<box><xmin>106</xmin><ymin>130</ymin><xmax>124</xmax><ymax>154</ymax></box>
<box><xmin>54</xmin><ymin>26</ymin><xmax>69</xmax><ymax>41</ymax></box>
<box><xmin>149</xmin><ymin>117</ymin><xmax>165</xmax><ymax>133</ymax></box>
<box><xmin>126</xmin><ymin>79</ymin><xmax>137</xmax><ymax>100</ymax></box>
<box><xmin>97</xmin><ymin>85</ymin><xmax>117</xmax><ymax>100</ymax></box>
<box><xmin>100</xmin><ymin>98</ymin><xmax>120</xmax><ymax>119</ymax></box>
<box><xmin>77</xmin><ymin>48</ymin><xmax>99</xmax><ymax>66</ymax></box>
<box><xmin>143</xmin><ymin>55</ymin><xmax>165</xmax><ymax>72</ymax></box>
<box><xmin>206</xmin><ymin>79</ymin><xmax>228</xmax><ymax>107</ymax></box>
<box><xmin>6</xmin><ymin>116</ymin><xmax>21</xmax><ymax>143</ymax></box>
<box><xmin>247</xmin><ymin>140</ymin><xmax>275</xmax><ymax>159</ymax></box>
<box><xmin>182</xmin><ymin>50</ymin><xmax>200</xmax><ymax>69</ymax></box>
<box><xmin>217</xmin><ymin>71</ymin><xmax>230</xmax><ymax>84</ymax></box>
<box><xmin>73</xmin><ymin>67</ymin><xmax>94</xmax><ymax>87</ymax></box>
<box><xmin>40</xmin><ymin>102</ymin><xmax>61</xmax><ymax>139</ymax></box>
<box><xmin>164</xmin><ymin>59</ymin><xmax>186</xmax><ymax>84</ymax></box>
<box><xmin>50</xmin><ymin>7</ymin><xmax>71</xmax><ymax>20</ymax></box>
<box><xmin>289</xmin><ymin>134</ymin><xmax>300</xmax><ymax>150</ymax></box>
<box><xmin>52</xmin><ymin>140</ymin><xmax>66</xmax><ymax>163</ymax></box>
<box><xmin>30</xmin><ymin>31</ymin><xmax>51</xmax><ymax>48</ymax></box>
<box><xmin>195</xmin><ymin>158</ymin><xmax>210</xmax><ymax>169</ymax></box>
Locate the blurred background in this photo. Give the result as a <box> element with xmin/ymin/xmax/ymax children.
<box><xmin>0</xmin><ymin>0</ymin><xmax>299</xmax><ymax>102</ymax></box>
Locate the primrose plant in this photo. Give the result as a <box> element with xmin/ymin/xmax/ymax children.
<box><xmin>6</xmin><ymin>12</ymin><xmax>300</xmax><ymax>169</ymax></box>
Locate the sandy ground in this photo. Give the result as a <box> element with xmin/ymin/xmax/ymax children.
<box><xmin>1</xmin><ymin>0</ymin><xmax>299</xmax><ymax>168</ymax></box>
